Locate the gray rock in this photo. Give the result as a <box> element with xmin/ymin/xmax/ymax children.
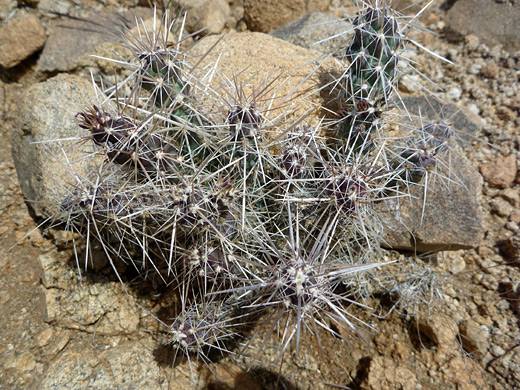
<box><xmin>244</xmin><ymin>0</ymin><xmax>331</xmax><ymax>33</ymax></box>
<box><xmin>376</xmin><ymin>96</ymin><xmax>484</xmax><ymax>253</ymax></box>
<box><xmin>445</xmin><ymin>0</ymin><xmax>520</xmax><ymax>53</ymax></box>
<box><xmin>377</xmin><ymin>149</ymin><xmax>484</xmax><ymax>252</ymax></box>
<box><xmin>270</xmin><ymin>12</ymin><xmax>351</xmax><ymax>55</ymax></box>
<box><xmin>11</xmin><ymin>74</ymin><xmax>100</xmax><ymax>217</ymax></box>
<box><xmin>0</xmin><ymin>12</ymin><xmax>46</xmax><ymax>68</ymax></box>
<box><xmin>399</xmin><ymin>95</ymin><xmax>480</xmax><ymax>148</ymax></box>
<box><xmin>37</xmin><ymin>8</ymin><xmax>152</xmax><ymax>74</ymax></box>
<box><xmin>38</xmin><ymin>0</ymin><xmax>72</xmax><ymax>17</ymax></box>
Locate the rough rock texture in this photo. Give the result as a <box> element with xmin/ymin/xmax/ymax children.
<box><xmin>38</xmin><ymin>0</ymin><xmax>72</xmax><ymax>17</ymax></box>
<box><xmin>11</xmin><ymin>74</ymin><xmax>99</xmax><ymax>217</ymax></box>
<box><xmin>373</xmin><ymin>96</ymin><xmax>485</xmax><ymax>252</ymax></box>
<box><xmin>270</xmin><ymin>12</ymin><xmax>351</xmax><ymax>55</ymax></box>
<box><xmin>399</xmin><ymin>96</ymin><xmax>480</xmax><ymax>148</ymax></box>
<box><xmin>0</xmin><ymin>12</ymin><xmax>46</xmax><ymax>68</ymax></box>
<box><xmin>190</xmin><ymin>32</ymin><xmax>336</xmax><ymax>122</ymax></box>
<box><xmin>244</xmin><ymin>0</ymin><xmax>331</xmax><ymax>33</ymax></box>
<box><xmin>0</xmin><ymin>0</ymin><xmax>16</xmax><ymax>22</ymax></box>
<box><xmin>40</xmin><ymin>253</ymin><xmax>139</xmax><ymax>336</ymax></box>
<box><xmin>445</xmin><ymin>0</ymin><xmax>520</xmax><ymax>52</ymax></box>
<box><xmin>459</xmin><ymin>319</ymin><xmax>488</xmax><ymax>356</ymax></box>
<box><xmin>173</xmin><ymin>0</ymin><xmax>231</xmax><ymax>35</ymax></box>
<box><xmin>377</xmin><ymin>146</ymin><xmax>484</xmax><ymax>252</ymax></box>
<box><xmin>361</xmin><ymin>356</ymin><xmax>418</xmax><ymax>390</ymax></box>
<box><xmin>37</xmin><ymin>8</ymin><xmax>152</xmax><ymax>73</ymax></box>
<box><xmin>480</xmin><ymin>155</ymin><xmax>517</xmax><ymax>189</ymax></box>
<box><xmin>37</xmin><ymin>13</ymin><xmax>114</xmax><ymax>73</ymax></box>
<box><xmin>39</xmin><ymin>339</ymin><xmax>182</xmax><ymax>390</ymax></box>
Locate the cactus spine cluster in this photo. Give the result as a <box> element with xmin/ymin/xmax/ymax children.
<box><xmin>52</xmin><ymin>1</ymin><xmax>453</xmax><ymax>379</ymax></box>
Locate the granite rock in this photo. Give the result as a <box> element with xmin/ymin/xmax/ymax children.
<box><xmin>244</xmin><ymin>0</ymin><xmax>331</xmax><ymax>33</ymax></box>
<box><xmin>172</xmin><ymin>0</ymin><xmax>231</xmax><ymax>35</ymax></box>
<box><xmin>445</xmin><ymin>0</ymin><xmax>520</xmax><ymax>52</ymax></box>
<box><xmin>270</xmin><ymin>12</ymin><xmax>351</xmax><ymax>56</ymax></box>
<box><xmin>376</xmin><ymin>97</ymin><xmax>484</xmax><ymax>253</ymax></box>
<box><xmin>0</xmin><ymin>12</ymin><xmax>46</xmax><ymax>68</ymax></box>
<box><xmin>11</xmin><ymin>74</ymin><xmax>100</xmax><ymax>217</ymax></box>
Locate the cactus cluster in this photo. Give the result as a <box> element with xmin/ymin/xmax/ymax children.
<box><xmin>52</xmin><ymin>2</ymin><xmax>454</xmax><ymax>380</ymax></box>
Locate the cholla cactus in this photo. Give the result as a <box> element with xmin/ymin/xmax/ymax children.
<box><xmin>50</xmin><ymin>1</ymin><xmax>455</xmax><ymax>382</ymax></box>
<box><xmin>338</xmin><ymin>5</ymin><xmax>402</xmax><ymax>142</ymax></box>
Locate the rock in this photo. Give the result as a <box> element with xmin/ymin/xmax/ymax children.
<box><xmin>360</xmin><ymin>356</ymin><xmax>417</xmax><ymax>390</ymax></box>
<box><xmin>0</xmin><ymin>12</ymin><xmax>46</xmax><ymax>68</ymax></box>
<box><xmin>4</xmin><ymin>352</ymin><xmax>36</xmax><ymax>372</ymax></box>
<box><xmin>445</xmin><ymin>0</ymin><xmax>520</xmax><ymax>53</ymax></box>
<box><xmin>459</xmin><ymin>319</ymin><xmax>488</xmax><ymax>356</ymax></box>
<box><xmin>443</xmin><ymin>356</ymin><xmax>485</xmax><ymax>390</ymax></box>
<box><xmin>499</xmin><ymin>188</ymin><xmax>520</xmax><ymax>207</ymax></box>
<box><xmin>400</xmin><ymin>96</ymin><xmax>480</xmax><ymax>147</ymax></box>
<box><xmin>490</xmin><ymin>197</ymin><xmax>513</xmax><ymax>218</ymax></box>
<box><xmin>415</xmin><ymin>317</ymin><xmax>457</xmax><ymax>350</ymax></box>
<box><xmin>270</xmin><ymin>12</ymin><xmax>351</xmax><ymax>55</ymax></box>
<box><xmin>498</xmin><ymin>231</ymin><xmax>520</xmax><ymax>264</ymax></box>
<box><xmin>480</xmin><ymin>155</ymin><xmax>517</xmax><ymax>189</ymax></box>
<box><xmin>207</xmin><ymin>364</ymin><xmax>261</xmax><ymax>390</ymax></box>
<box><xmin>376</xmin><ymin>96</ymin><xmax>484</xmax><ymax>253</ymax></box>
<box><xmin>398</xmin><ymin>74</ymin><xmax>422</xmax><ymax>93</ymax></box>
<box><xmin>0</xmin><ymin>0</ymin><xmax>16</xmax><ymax>22</ymax></box>
<box><xmin>11</xmin><ymin>74</ymin><xmax>101</xmax><ymax>218</ymax></box>
<box><xmin>480</xmin><ymin>62</ymin><xmax>499</xmax><ymax>79</ymax></box>
<box><xmin>39</xmin><ymin>339</ymin><xmax>190</xmax><ymax>390</ymax></box>
<box><xmin>446</xmin><ymin>87</ymin><xmax>462</xmax><ymax>100</ymax></box>
<box><xmin>244</xmin><ymin>0</ymin><xmax>331</xmax><ymax>33</ymax></box>
<box><xmin>37</xmin><ymin>8</ymin><xmax>152</xmax><ymax>74</ymax></box>
<box><xmin>38</xmin><ymin>0</ymin><xmax>71</xmax><ymax>17</ymax></box>
<box><xmin>34</xmin><ymin>327</ymin><xmax>54</xmax><ymax>348</ymax></box>
<box><xmin>189</xmin><ymin>32</ymin><xmax>336</xmax><ymax>122</ymax></box>
<box><xmin>173</xmin><ymin>0</ymin><xmax>231</xmax><ymax>35</ymax></box>
<box><xmin>39</xmin><ymin>253</ymin><xmax>140</xmax><ymax>336</ymax></box>
<box><xmin>378</xmin><ymin>148</ymin><xmax>484</xmax><ymax>252</ymax></box>
<box><xmin>37</xmin><ymin>15</ymin><xmax>109</xmax><ymax>73</ymax></box>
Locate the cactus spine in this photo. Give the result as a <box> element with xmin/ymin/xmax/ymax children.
<box><xmin>51</xmin><ymin>1</ymin><xmax>454</xmax><ymax>379</ymax></box>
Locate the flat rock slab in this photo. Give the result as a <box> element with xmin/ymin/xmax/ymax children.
<box><xmin>445</xmin><ymin>0</ymin><xmax>520</xmax><ymax>52</ymax></box>
<box><xmin>377</xmin><ymin>150</ymin><xmax>484</xmax><ymax>252</ymax></box>
<box><xmin>375</xmin><ymin>97</ymin><xmax>484</xmax><ymax>253</ymax></box>
<box><xmin>399</xmin><ymin>96</ymin><xmax>480</xmax><ymax>148</ymax></box>
<box><xmin>37</xmin><ymin>8</ymin><xmax>152</xmax><ymax>74</ymax></box>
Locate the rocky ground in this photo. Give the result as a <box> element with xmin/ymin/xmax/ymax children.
<box><xmin>0</xmin><ymin>0</ymin><xmax>519</xmax><ymax>389</ymax></box>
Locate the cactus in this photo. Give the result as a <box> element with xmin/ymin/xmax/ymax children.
<box><xmin>49</xmin><ymin>2</ymin><xmax>457</xmax><ymax>384</ymax></box>
<box><xmin>337</xmin><ymin>5</ymin><xmax>402</xmax><ymax>145</ymax></box>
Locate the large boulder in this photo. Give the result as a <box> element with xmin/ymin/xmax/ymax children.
<box><xmin>11</xmin><ymin>74</ymin><xmax>100</xmax><ymax>218</ymax></box>
<box><xmin>375</xmin><ymin>97</ymin><xmax>485</xmax><ymax>252</ymax></box>
<box><xmin>189</xmin><ymin>31</ymin><xmax>337</xmax><ymax>122</ymax></box>
<box><xmin>445</xmin><ymin>0</ymin><xmax>520</xmax><ymax>52</ymax></box>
